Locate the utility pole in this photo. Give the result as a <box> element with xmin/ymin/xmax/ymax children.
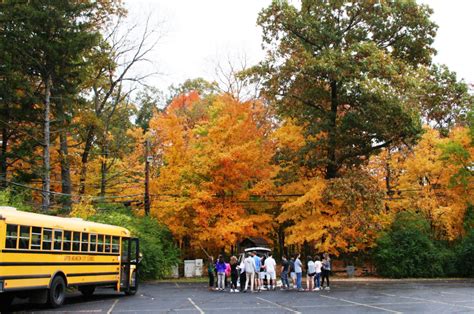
<box><xmin>144</xmin><ymin>139</ymin><xmax>151</xmax><ymax>216</ymax></box>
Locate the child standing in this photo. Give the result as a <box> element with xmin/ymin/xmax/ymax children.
<box><xmin>306</xmin><ymin>256</ymin><xmax>315</xmax><ymax>291</ymax></box>
<box><xmin>321</xmin><ymin>253</ymin><xmax>331</xmax><ymax>290</ymax></box>
<box><xmin>215</xmin><ymin>255</ymin><xmax>227</xmax><ymax>291</ymax></box>
<box><xmin>314</xmin><ymin>255</ymin><xmax>322</xmax><ymax>291</ymax></box>
<box><xmin>230</xmin><ymin>256</ymin><xmax>239</xmax><ymax>293</ymax></box>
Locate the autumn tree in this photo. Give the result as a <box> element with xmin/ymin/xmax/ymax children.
<box><xmin>147</xmin><ymin>93</ymin><xmax>274</xmax><ymax>255</ymax></box>
<box><xmin>369</xmin><ymin>127</ymin><xmax>474</xmax><ymax>241</ymax></box>
<box><xmin>255</xmin><ymin>0</ymin><xmax>439</xmax><ymax>179</ymax></box>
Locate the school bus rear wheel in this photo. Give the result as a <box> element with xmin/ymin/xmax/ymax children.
<box><xmin>48</xmin><ymin>276</ymin><xmax>66</xmax><ymax>308</ymax></box>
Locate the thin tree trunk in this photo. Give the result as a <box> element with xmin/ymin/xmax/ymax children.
<box><xmin>79</xmin><ymin>126</ymin><xmax>95</xmax><ymax>195</ymax></box>
<box><xmin>325</xmin><ymin>80</ymin><xmax>338</xmax><ymax>180</ymax></box>
<box><xmin>0</xmin><ymin>128</ymin><xmax>8</xmax><ymax>189</ymax></box>
<box><xmin>99</xmin><ymin>139</ymin><xmax>108</xmax><ymax>198</ymax></box>
<box><xmin>59</xmin><ymin>130</ymin><xmax>72</xmax><ymax>210</ymax></box>
<box><xmin>42</xmin><ymin>75</ymin><xmax>52</xmax><ymax>211</ymax></box>
<box><xmin>0</xmin><ymin>104</ymin><xmax>9</xmax><ymax>189</ymax></box>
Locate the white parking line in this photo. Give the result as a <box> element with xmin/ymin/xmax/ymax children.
<box><xmin>256</xmin><ymin>296</ymin><xmax>301</xmax><ymax>314</ymax></box>
<box><xmin>188</xmin><ymin>297</ymin><xmax>205</xmax><ymax>314</ymax></box>
<box><xmin>440</xmin><ymin>291</ymin><xmax>473</xmax><ymax>297</ymax></box>
<box><xmin>297</xmin><ymin>301</ymin><xmax>425</xmax><ymax>308</ymax></box>
<box><xmin>319</xmin><ymin>295</ymin><xmax>402</xmax><ymax>314</ymax></box>
<box><xmin>381</xmin><ymin>293</ymin><xmax>474</xmax><ymax>310</ymax></box>
<box><xmin>106</xmin><ymin>299</ymin><xmax>120</xmax><ymax>314</ymax></box>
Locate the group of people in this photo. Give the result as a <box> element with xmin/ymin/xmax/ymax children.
<box><xmin>208</xmin><ymin>252</ymin><xmax>331</xmax><ymax>293</ymax></box>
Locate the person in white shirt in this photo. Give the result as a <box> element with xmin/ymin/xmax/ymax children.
<box><xmin>314</xmin><ymin>255</ymin><xmax>322</xmax><ymax>291</ymax></box>
<box><xmin>306</xmin><ymin>256</ymin><xmax>315</xmax><ymax>291</ymax></box>
<box><xmin>243</xmin><ymin>253</ymin><xmax>257</xmax><ymax>292</ymax></box>
<box><xmin>264</xmin><ymin>253</ymin><xmax>277</xmax><ymax>290</ymax></box>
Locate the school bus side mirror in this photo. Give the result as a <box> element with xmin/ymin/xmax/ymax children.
<box><xmin>138</xmin><ymin>252</ymin><xmax>143</xmax><ymax>263</ymax></box>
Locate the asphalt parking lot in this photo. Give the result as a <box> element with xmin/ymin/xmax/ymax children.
<box><xmin>6</xmin><ymin>279</ymin><xmax>474</xmax><ymax>313</ymax></box>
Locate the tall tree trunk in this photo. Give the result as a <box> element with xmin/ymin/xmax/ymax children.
<box><xmin>79</xmin><ymin>126</ymin><xmax>95</xmax><ymax>195</ymax></box>
<box><xmin>59</xmin><ymin>130</ymin><xmax>72</xmax><ymax>210</ymax></box>
<box><xmin>99</xmin><ymin>139</ymin><xmax>108</xmax><ymax>198</ymax></box>
<box><xmin>0</xmin><ymin>128</ymin><xmax>7</xmax><ymax>189</ymax></box>
<box><xmin>325</xmin><ymin>80</ymin><xmax>338</xmax><ymax>180</ymax></box>
<box><xmin>0</xmin><ymin>104</ymin><xmax>9</xmax><ymax>189</ymax></box>
<box><xmin>42</xmin><ymin>75</ymin><xmax>52</xmax><ymax>211</ymax></box>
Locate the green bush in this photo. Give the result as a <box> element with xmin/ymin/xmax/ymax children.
<box><xmin>89</xmin><ymin>207</ymin><xmax>179</xmax><ymax>280</ymax></box>
<box><xmin>373</xmin><ymin>211</ymin><xmax>446</xmax><ymax>278</ymax></box>
<box><xmin>456</xmin><ymin>229</ymin><xmax>474</xmax><ymax>277</ymax></box>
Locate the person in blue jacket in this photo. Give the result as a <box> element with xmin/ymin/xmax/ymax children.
<box><xmin>215</xmin><ymin>255</ymin><xmax>227</xmax><ymax>291</ymax></box>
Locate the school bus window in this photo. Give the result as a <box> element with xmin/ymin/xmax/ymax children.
<box><xmin>105</xmin><ymin>235</ymin><xmax>111</xmax><ymax>252</ymax></box>
<box><xmin>81</xmin><ymin>232</ymin><xmax>89</xmax><ymax>252</ymax></box>
<box><xmin>90</xmin><ymin>234</ymin><xmax>97</xmax><ymax>252</ymax></box>
<box><xmin>42</xmin><ymin>228</ymin><xmax>52</xmax><ymax>250</ymax></box>
<box><xmin>31</xmin><ymin>226</ymin><xmax>42</xmax><ymax>250</ymax></box>
<box><xmin>19</xmin><ymin>225</ymin><xmax>30</xmax><ymax>249</ymax></box>
<box><xmin>53</xmin><ymin>230</ymin><xmax>63</xmax><ymax>250</ymax></box>
<box><xmin>5</xmin><ymin>224</ymin><xmax>18</xmax><ymax>249</ymax></box>
<box><xmin>112</xmin><ymin>236</ymin><xmax>119</xmax><ymax>253</ymax></box>
<box><xmin>72</xmin><ymin>232</ymin><xmax>80</xmax><ymax>251</ymax></box>
<box><xmin>97</xmin><ymin>234</ymin><xmax>104</xmax><ymax>252</ymax></box>
<box><xmin>63</xmin><ymin>230</ymin><xmax>72</xmax><ymax>251</ymax></box>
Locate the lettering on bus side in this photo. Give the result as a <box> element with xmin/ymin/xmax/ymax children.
<box><xmin>64</xmin><ymin>255</ymin><xmax>95</xmax><ymax>261</ymax></box>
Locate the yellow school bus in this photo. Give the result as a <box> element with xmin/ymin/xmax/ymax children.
<box><xmin>0</xmin><ymin>206</ymin><xmax>140</xmax><ymax>309</ymax></box>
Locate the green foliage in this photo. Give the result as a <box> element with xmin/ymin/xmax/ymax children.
<box><xmin>89</xmin><ymin>207</ymin><xmax>179</xmax><ymax>280</ymax></box>
<box><xmin>167</xmin><ymin>78</ymin><xmax>218</xmax><ymax>104</ymax></box>
<box><xmin>463</xmin><ymin>204</ymin><xmax>474</xmax><ymax>232</ymax></box>
<box><xmin>0</xmin><ymin>188</ymin><xmax>33</xmax><ymax>212</ymax></box>
<box><xmin>254</xmin><ymin>0</ymin><xmax>439</xmax><ymax>178</ymax></box>
<box><xmin>135</xmin><ymin>87</ymin><xmax>164</xmax><ymax>132</ymax></box>
<box><xmin>373</xmin><ymin>211</ymin><xmax>446</xmax><ymax>278</ymax></box>
<box><xmin>455</xmin><ymin>229</ymin><xmax>474</xmax><ymax>277</ymax></box>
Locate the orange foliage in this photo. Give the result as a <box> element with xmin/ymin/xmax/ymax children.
<box><xmin>147</xmin><ymin>94</ymin><xmax>274</xmax><ymax>251</ymax></box>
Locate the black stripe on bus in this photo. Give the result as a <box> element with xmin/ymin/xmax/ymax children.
<box><xmin>0</xmin><ymin>262</ymin><xmax>120</xmax><ymax>266</ymax></box>
<box><xmin>2</xmin><ymin>249</ymin><xmax>120</xmax><ymax>256</ymax></box>
<box><xmin>68</xmin><ymin>272</ymin><xmax>119</xmax><ymax>277</ymax></box>
<box><xmin>0</xmin><ymin>274</ymin><xmax>51</xmax><ymax>280</ymax></box>
<box><xmin>4</xmin><ymin>285</ymin><xmax>49</xmax><ymax>292</ymax></box>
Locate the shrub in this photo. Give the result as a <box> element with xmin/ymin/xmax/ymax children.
<box><xmin>90</xmin><ymin>207</ymin><xmax>179</xmax><ymax>280</ymax></box>
<box><xmin>456</xmin><ymin>229</ymin><xmax>474</xmax><ymax>277</ymax></box>
<box><xmin>373</xmin><ymin>211</ymin><xmax>446</xmax><ymax>278</ymax></box>
<box><xmin>0</xmin><ymin>188</ymin><xmax>33</xmax><ymax>212</ymax></box>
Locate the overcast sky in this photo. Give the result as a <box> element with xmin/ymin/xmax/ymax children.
<box><xmin>125</xmin><ymin>0</ymin><xmax>474</xmax><ymax>92</ymax></box>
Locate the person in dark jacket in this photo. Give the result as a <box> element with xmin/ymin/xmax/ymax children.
<box><xmin>230</xmin><ymin>256</ymin><xmax>239</xmax><ymax>292</ymax></box>
<box><xmin>208</xmin><ymin>256</ymin><xmax>215</xmax><ymax>291</ymax></box>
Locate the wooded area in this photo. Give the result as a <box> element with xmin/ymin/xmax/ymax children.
<box><xmin>0</xmin><ymin>0</ymin><xmax>473</xmax><ymax>277</ymax></box>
